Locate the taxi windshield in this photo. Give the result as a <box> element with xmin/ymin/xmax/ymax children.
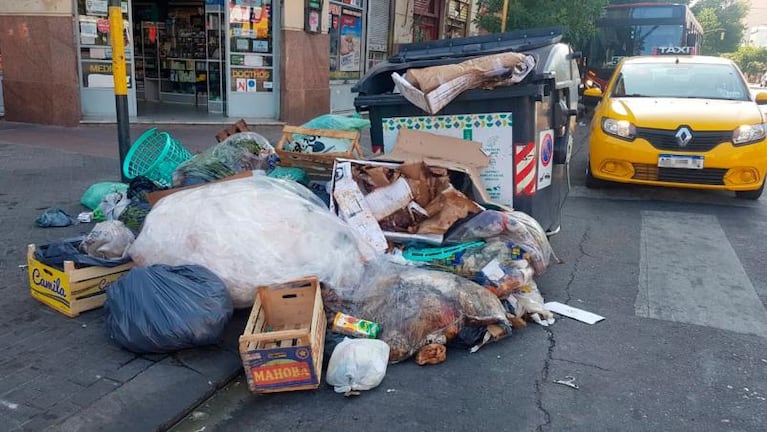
<box><xmin>611</xmin><ymin>62</ymin><xmax>750</xmax><ymax>101</ymax></box>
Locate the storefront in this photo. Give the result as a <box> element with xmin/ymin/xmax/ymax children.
<box><xmin>0</xmin><ymin>47</ymin><xmax>4</xmax><ymax>115</ymax></box>
<box><xmin>328</xmin><ymin>0</ymin><xmax>366</xmax><ymax>113</ymax></box>
<box><xmin>74</xmin><ymin>0</ymin><xmax>278</xmax><ymax>120</ymax></box>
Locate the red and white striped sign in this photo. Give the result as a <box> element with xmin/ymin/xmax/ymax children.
<box><xmin>515</xmin><ymin>142</ymin><xmax>537</xmax><ymax>196</ymax></box>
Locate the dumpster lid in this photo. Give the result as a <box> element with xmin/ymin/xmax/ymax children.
<box><xmin>353</xmin><ymin>26</ymin><xmax>563</xmax><ymax>95</ymax></box>
<box><xmin>389</xmin><ymin>26</ymin><xmax>563</xmax><ymax>63</ymax></box>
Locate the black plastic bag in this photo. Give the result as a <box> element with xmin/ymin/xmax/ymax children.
<box><xmin>105</xmin><ymin>265</ymin><xmax>234</xmax><ymax>354</ymax></box>
<box><xmin>35</xmin><ymin>238</ymin><xmax>130</xmax><ymax>270</ymax></box>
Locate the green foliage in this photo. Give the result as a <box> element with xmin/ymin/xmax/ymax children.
<box><xmin>474</xmin><ymin>0</ymin><xmax>609</xmax><ymax>51</ymax></box>
<box><xmin>692</xmin><ymin>0</ymin><xmax>749</xmax><ymax>55</ymax></box>
<box><xmin>723</xmin><ymin>45</ymin><xmax>767</xmax><ymax>75</ymax></box>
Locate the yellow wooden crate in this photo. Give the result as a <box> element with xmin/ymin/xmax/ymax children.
<box><xmin>239</xmin><ymin>276</ymin><xmax>326</xmax><ymax>393</ymax></box>
<box><xmin>27</xmin><ymin>244</ymin><xmax>134</xmax><ymax>318</ymax></box>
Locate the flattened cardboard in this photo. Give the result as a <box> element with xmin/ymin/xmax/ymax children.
<box><xmin>330</xmin><ymin>130</ymin><xmax>504</xmax><ymax>245</ymax></box>
<box><xmin>373</xmin><ymin>129</ymin><xmax>495</xmax><ymax>206</ymax></box>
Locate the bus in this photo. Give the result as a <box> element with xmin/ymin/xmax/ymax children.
<box><xmin>584</xmin><ymin>2</ymin><xmax>703</xmax><ymax>90</ymax></box>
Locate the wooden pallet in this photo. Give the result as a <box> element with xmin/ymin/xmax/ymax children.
<box><xmin>275</xmin><ymin>125</ymin><xmax>364</xmax><ymax>181</ymax></box>
<box><xmin>239</xmin><ymin>276</ymin><xmax>326</xmax><ymax>393</ymax></box>
<box><xmin>215</xmin><ymin>119</ymin><xmax>251</xmax><ymax>143</ymax></box>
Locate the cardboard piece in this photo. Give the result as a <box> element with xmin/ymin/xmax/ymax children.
<box><xmin>406</xmin><ymin>52</ymin><xmax>527</xmax><ymax>93</ymax></box>
<box><xmin>381</xmin><ymin>112</ymin><xmax>515</xmax><ymax>207</ymax></box>
<box><xmin>332</xmin><ymin>162</ymin><xmax>389</xmax><ymax>253</ymax></box>
<box><xmin>392</xmin><ymin>54</ymin><xmax>536</xmax><ymax>115</ymax></box>
<box><xmin>392</xmin><ymin>72</ymin><xmax>476</xmax><ymax>115</ymax></box>
<box><xmin>146</xmin><ymin>170</ymin><xmax>254</xmax><ymax>206</ymax></box>
<box><xmin>375</xmin><ymin>129</ymin><xmax>494</xmax><ymax>206</ymax></box>
<box><xmin>544</xmin><ymin>302</ymin><xmax>605</xmax><ymax>325</ymax></box>
<box><xmin>330</xmin><ymin>130</ymin><xmax>498</xmax><ymax>245</ymax></box>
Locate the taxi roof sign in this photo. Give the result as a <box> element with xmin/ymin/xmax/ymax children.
<box><xmin>653</xmin><ymin>46</ymin><xmax>697</xmax><ymax>55</ymax></box>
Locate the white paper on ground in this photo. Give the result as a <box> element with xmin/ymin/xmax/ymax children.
<box><xmin>544</xmin><ymin>302</ymin><xmax>605</xmax><ymax>325</ymax></box>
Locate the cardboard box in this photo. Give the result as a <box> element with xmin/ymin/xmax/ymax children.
<box><xmin>392</xmin><ymin>54</ymin><xmax>535</xmax><ymax>115</ymax></box>
<box><xmin>392</xmin><ymin>72</ymin><xmax>476</xmax><ymax>115</ymax></box>
<box><xmin>238</xmin><ymin>277</ymin><xmax>326</xmax><ymax>394</ymax></box>
<box><xmin>27</xmin><ymin>244</ymin><xmax>133</xmax><ymax>317</ymax></box>
<box><xmin>381</xmin><ymin>112</ymin><xmax>515</xmax><ymax>207</ymax></box>
<box><xmin>146</xmin><ymin>171</ymin><xmax>254</xmax><ymax>206</ymax></box>
<box><xmin>330</xmin><ymin>129</ymin><xmax>506</xmax><ymax>246</ymax></box>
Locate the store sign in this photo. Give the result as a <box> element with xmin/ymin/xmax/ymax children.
<box><xmin>82</xmin><ymin>61</ymin><xmax>132</xmax><ymax>89</ymax></box>
<box><xmin>86</xmin><ymin>0</ymin><xmax>108</xmax><ymax>16</ymax></box>
<box><xmin>339</xmin><ymin>9</ymin><xmax>362</xmax><ymax>72</ymax></box>
<box><xmin>231</xmin><ymin>68</ymin><xmax>272</xmax><ymax>92</ymax></box>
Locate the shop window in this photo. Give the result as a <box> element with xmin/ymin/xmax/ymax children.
<box><xmin>229</xmin><ymin>0</ymin><xmax>274</xmax><ymax>93</ymax></box>
<box><xmin>76</xmin><ymin>0</ymin><xmax>133</xmax><ymax>89</ymax></box>
<box><xmin>329</xmin><ymin>1</ymin><xmax>364</xmax><ymax>81</ymax></box>
<box><xmin>413</xmin><ymin>0</ymin><xmax>441</xmax><ymax>42</ymax></box>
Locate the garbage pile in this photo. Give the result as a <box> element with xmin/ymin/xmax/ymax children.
<box><xmin>26</xmin><ymin>115</ymin><xmax>562</xmax><ymax>396</ymax></box>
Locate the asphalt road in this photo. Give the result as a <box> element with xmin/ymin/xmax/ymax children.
<box><xmin>172</xmin><ymin>122</ymin><xmax>767</xmax><ymax>432</ymax></box>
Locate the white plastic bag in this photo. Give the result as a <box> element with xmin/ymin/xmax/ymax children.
<box><xmin>128</xmin><ymin>176</ymin><xmax>373</xmax><ymax>308</ymax></box>
<box><xmin>326</xmin><ymin>338</ymin><xmax>390</xmax><ymax>395</ymax></box>
<box><xmin>81</xmin><ymin>220</ymin><xmax>136</xmax><ymax>260</ymax></box>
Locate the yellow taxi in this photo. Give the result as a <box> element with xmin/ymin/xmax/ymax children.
<box><xmin>585</xmin><ymin>55</ymin><xmax>767</xmax><ymax>199</ymax></box>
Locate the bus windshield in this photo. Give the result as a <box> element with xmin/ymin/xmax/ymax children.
<box><xmin>590</xmin><ymin>24</ymin><xmax>684</xmax><ymax>68</ymax></box>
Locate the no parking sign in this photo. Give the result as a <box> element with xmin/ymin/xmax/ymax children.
<box><xmin>538</xmin><ymin>130</ymin><xmax>554</xmax><ymax>189</ymax></box>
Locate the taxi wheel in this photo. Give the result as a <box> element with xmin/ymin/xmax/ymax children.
<box><xmin>735</xmin><ymin>182</ymin><xmax>764</xmax><ymax>200</ymax></box>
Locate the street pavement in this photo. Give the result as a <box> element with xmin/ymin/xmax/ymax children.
<box><xmin>1</xmin><ymin>118</ymin><xmax>766</xmax><ymax>432</ymax></box>
<box><xmin>0</xmin><ymin>121</ymin><xmax>286</xmax><ymax>432</ymax></box>
<box><xmin>171</xmin><ymin>123</ymin><xmax>767</xmax><ymax>432</ymax></box>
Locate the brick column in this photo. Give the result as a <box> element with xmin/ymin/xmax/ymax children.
<box><xmin>0</xmin><ymin>4</ymin><xmax>80</xmax><ymax>126</ymax></box>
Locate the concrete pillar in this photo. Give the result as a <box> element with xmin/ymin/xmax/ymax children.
<box><xmin>0</xmin><ymin>0</ymin><xmax>80</xmax><ymax>126</ymax></box>
<box><xmin>279</xmin><ymin>0</ymin><xmax>330</xmax><ymax>125</ymax></box>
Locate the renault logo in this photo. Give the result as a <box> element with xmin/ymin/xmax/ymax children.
<box><xmin>676</xmin><ymin>127</ymin><xmax>693</xmax><ymax>147</ymax></box>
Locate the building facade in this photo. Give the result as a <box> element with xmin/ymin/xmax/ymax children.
<box><xmin>0</xmin><ymin>0</ymin><xmax>479</xmax><ymax>126</ymax></box>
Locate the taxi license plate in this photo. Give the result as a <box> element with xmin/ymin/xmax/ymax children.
<box><xmin>658</xmin><ymin>154</ymin><xmax>704</xmax><ymax>169</ymax></box>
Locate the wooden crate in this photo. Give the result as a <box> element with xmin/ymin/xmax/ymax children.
<box><xmin>215</xmin><ymin>119</ymin><xmax>251</xmax><ymax>143</ymax></box>
<box><xmin>275</xmin><ymin>125</ymin><xmax>364</xmax><ymax>181</ymax></box>
<box><xmin>239</xmin><ymin>276</ymin><xmax>326</xmax><ymax>394</ymax></box>
<box><xmin>27</xmin><ymin>244</ymin><xmax>134</xmax><ymax>317</ymax></box>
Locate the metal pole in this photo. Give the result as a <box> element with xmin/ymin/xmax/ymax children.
<box><xmin>501</xmin><ymin>0</ymin><xmax>510</xmax><ymax>32</ymax></box>
<box><xmin>109</xmin><ymin>0</ymin><xmax>130</xmax><ymax>182</ymax></box>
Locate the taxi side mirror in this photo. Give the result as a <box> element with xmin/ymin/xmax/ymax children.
<box><xmin>584</xmin><ymin>87</ymin><xmax>603</xmax><ymax>98</ymax></box>
<box><xmin>756</xmin><ymin>92</ymin><xmax>767</xmax><ymax>105</ymax></box>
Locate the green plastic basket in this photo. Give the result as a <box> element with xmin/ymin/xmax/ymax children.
<box><xmin>122</xmin><ymin>128</ymin><xmax>193</xmax><ymax>187</ymax></box>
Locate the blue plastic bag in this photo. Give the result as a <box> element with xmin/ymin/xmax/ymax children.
<box><xmin>105</xmin><ymin>265</ymin><xmax>233</xmax><ymax>353</ymax></box>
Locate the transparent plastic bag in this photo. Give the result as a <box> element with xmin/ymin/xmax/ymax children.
<box><xmin>81</xmin><ymin>220</ymin><xmax>135</xmax><ymax>260</ymax></box>
<box><xmin>411</xmin><ymin>239</ymin><xmax>535</xmax><ymax>298</ymax></box>
<box><xmin>129</xmin><ymin>176</ymin><xmax>373</xmax><ymax>308</ymax></box>
<box><xmin>172</xmin><ymin>132</ymin><xmax>276</xmax><ymax>187</ymax></box>
<box><xmin>322</xmin><ymin>260</ymin><xmax>511</xmax><ymax>363</ymax></box>
<box><xmin>105</xmin><ymin>265</ymin><xmax>233</xmax><ymax>353</ymax></box>
<box><xmin>444</xmin><ymin>210</ymin><xmax>558</xmax><ymax>275</ymax></box>
<box><xmin>509</xmin><ymin>280</ymin><xmax>555</xmax><ymax>326</ymax></box>
<box><xmin>326</xmin><ymin>337</ymin><xmax>390</xmax><ymax>395</ymax></box>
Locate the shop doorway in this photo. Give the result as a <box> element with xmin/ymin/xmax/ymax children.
<box><xmin>76</xmin><ymin>0</ymin><xmax>278</xmax><ymax>121</ymax></box>
<box><xmin>132</xmin><ymin>1</ymin><xmax>227</xmax><ymax>119</ymax></box>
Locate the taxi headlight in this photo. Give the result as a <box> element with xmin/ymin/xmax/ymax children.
<box><xmin>732</xmin><ymin>123</ymin><xmax>766</xmax><ymax>146</ymax></box>
<box><xmin>602</xmin><ymin>118</ymin><xmax>636</xmax><ymax>141</ymax></box>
